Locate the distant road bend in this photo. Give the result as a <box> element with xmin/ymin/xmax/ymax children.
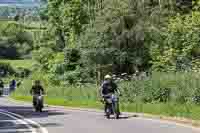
<box><xmin>0</xmin><ymin>97</ymin><xmax>199</xmax><ymax>133</ymax></box>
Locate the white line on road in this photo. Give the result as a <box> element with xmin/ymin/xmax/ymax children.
<box><xmin>0</xmin><ymin>109</ymin><xmax>48</xmax><ymax>133</ymax></box>
<box><xmin>0</xmin><ymin>119</ymin><xmax>21</xmax><ymax>123</ymax></box>
<box><xmin>0</xmin><ymin>110</ymin><xmax>36</xmax><ymax>133</ymax></box>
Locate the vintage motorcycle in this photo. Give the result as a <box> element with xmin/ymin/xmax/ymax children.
<box><xmin>33</xmin><ymin>94</ymin><xmax>44</xmax><ymax>112</ymax></box>
<box><xmin>104</xmin><ymin>93</ymin><xmax>120</xmax><ymax>119</ymax></box>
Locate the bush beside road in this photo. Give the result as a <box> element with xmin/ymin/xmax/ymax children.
<box><xmin>1</xmin><ymin>59</ymin><xmax>200</xmax><ymax>121</ymax></box>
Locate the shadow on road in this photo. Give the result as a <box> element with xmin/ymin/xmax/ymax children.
<box><xmin>0</xmin><ymin>105</ymin><xmax>66</xmax><ymax>129</ymax></box>
<box><xmin>107</xmin><ymin>114</ymin><xmax>139</xmax><ymax>120</ymax></box>
<box><xmin>18</xmin><ymin>122</ymin><xmax>63</xmax><ymax>129</ymax></box>
<box><xmin>0</xmin><ymin>106</ymin><xmax>66</xmax><ymax>118</ymax></box>
<box><xmin>0</xmin><ymin>112</ymin><xmax>62</xmax><ymax>129</ymax></box>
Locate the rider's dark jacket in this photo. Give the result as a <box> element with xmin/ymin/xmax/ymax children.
<box><xmin>101</xmin><ymin>80</ymin><xmax>118</xmax><ymax>96</ymax></box>
<box><xmin>30</xmin><ymin>85</ymin><xmax>45</xmax><ymax>95</ymax></box>
<box><xmin>0</xmin><ymin>80</ymin><xmax>4</xmax><ymax>88</ymax></box>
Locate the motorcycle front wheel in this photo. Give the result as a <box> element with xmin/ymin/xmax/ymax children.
<box><xmin>105</xmin><ymin>107</ymin><xmax>111</xmax><ymax>119</ymax></box>
<box><xmin>114</xmin><ymin>113</ymin><xmax>120</xmax><ymax>119</ymax></box>
<box><xmin>112</xmin><ymin>102</ymin><xmax>120</xmax><ymax>119</ymax></box>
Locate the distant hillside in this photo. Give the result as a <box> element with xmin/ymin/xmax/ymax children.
<box><xmin>0</xmin><ymin>0</ymin><xmax>46</xmax><ymax>9</ymax></box>
<box><xmin>0</xmin><ymin>0</ymin><xmax>47</xmax><ymax>19</ymax></box>
<box><xmin>0</xmin><ymin>0</ymin><xmax>40</xmax><ymax>5</ymax></box>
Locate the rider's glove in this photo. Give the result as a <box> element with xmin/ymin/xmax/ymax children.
<box><xmin>100</xmin><ymin>97</ymin><xmax>104</xmax><ymax>103</ymax></box>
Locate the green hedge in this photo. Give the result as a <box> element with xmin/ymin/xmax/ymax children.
<box><xmin>0</xmin><ymin>62</ymin><xmax>15</xmax><ymax>77</ymax></box>
<box><xmin>13</xmin><ymin>71</ymin><xmax>200</xmax><ymax>105</ymax></box>
<box><xmin>120</xmin><ymin>72</ymin><xmax>200</xmax><ymax>104</ymax></box>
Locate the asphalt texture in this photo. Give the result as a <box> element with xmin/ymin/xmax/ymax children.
<box><xmin>0</xmin><ymin>97</ymin><xmax>199</xmax><ymax>133</ymax></box>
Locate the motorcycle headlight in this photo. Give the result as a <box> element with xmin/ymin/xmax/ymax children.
<box><xmin>107</xmin><ymin>98</ymin><xmax>112</xmax><ymax>103</ymax></box>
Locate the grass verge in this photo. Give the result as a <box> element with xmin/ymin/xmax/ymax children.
<box><xmin>0</xmin><ymin>59</ymin><xmax>33</xmax><ymax>69</ymax></box>
<box><xmin>11</xmin><ymin>94</ymin><xmax>103</xmax><ymax>109</ymax></box>
<box><xmin>11</xmin><ymin>94</ymin><xmax>200</xmax><ymax>121</ymax></box>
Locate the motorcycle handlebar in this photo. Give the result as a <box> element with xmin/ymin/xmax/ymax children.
<box><xmin>102</xmin><ymin>93</ymin><xmax>120</xmax><ymax>97</ymax></box>
<box><xmin>32</xmin><ymin>94</ymin><xmax>46</xmax><ymax>96</ymax></box>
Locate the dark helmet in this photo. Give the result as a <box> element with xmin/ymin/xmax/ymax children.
<box><xmin>34</xmin><ymin>80</ymin><xmax>41</xmax><ymax>85</ymax></box>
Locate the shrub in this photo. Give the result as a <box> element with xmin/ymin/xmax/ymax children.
<box><xmin>14</xmin><ymin>67</ymin><xmax>31</xmax><ymax>78</ymax></box>
<box><xmin>0</xmin><ymin>62</ymin><xmax>15</xmax><ymax>77</ymax></box>
<box><xmin>193</xmin><ymin>88</ymin><xmax>200</xmax><ymax>104</ymax></box>
<box><xmin>119</xmin><ymin>72</ymin><xmax>199</xmax><ymax>104</ymax></box>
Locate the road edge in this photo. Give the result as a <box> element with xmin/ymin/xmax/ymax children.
<box><xmin>8</xmin><ymin>97</ymin><xmax>200</xmax><ymax>131</ymax></box>
<box><xmin>0</xmin><ymin>98</ymin><xmax>48</xmax><ymax>133</ymax></box>
<box><xmin>0</xmin><ymin>109</ymin><xmax>37</xmax><ymax>133</ymax></box>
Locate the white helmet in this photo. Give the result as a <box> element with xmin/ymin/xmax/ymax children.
<box><xmin>105</xmin><ymin>75</ymin><xmax>112</xmax><ymax>79</ymax></box>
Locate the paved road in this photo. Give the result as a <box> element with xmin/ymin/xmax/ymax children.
<box><xmin>0</xmin><ymin>97</ymin><xmax>199</xmax><ymax>133</ymax></box>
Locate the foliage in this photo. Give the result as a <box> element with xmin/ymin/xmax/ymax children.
<box><xmin>0</xmin><ymin>59</ymin><xmax>33</xmax><ymax>69</ymax></box>
<box><xmin>3</xmin><ymin>0</ymin><xmax>200</xmax><ymax>121</ymax></box>
<box><xmin>31</xmin><ymin>0</ymin><xmax>200</xmax><ymax>85</ymax></box>
<box><xmin>119</xmin><ymin>72</ymin><xmax>197</xmax><ymax>104</ymax></box>
<box><xmin>0</xmin><ymin>62</ymin><xmax>15</xmax><ymax>77</ymax></box>
<box><xmin>0</xmin><ymin>60</ymin><xmax>32</xmax><ymax>78</ymax></box>
<box><xmin>32</xmin><ymin>47</ymin><xmax>54</xmax><ymax>70</ymax></box>
<box><xmin>0</xmin><ymin>21</ymin><xmax>34</xmax><ymax>59</ymax></box>
<box><xmin>151</xmin><ymin>10</ymin><xmax>200</xmax><ymax>72</ymax></box>
<box><xmin>48</xmin><ymin>0</ymin><xmax>89</xmax><ymax>48</ymax></box>
<box><xmin>79</xmin><ymin>0</ymin><xmax>176</xmax><ymax>74</ymax></box>
<box><xmin>12</xmin><ymin>70</ymin><xmax>200</xmax><ymax>119</ymax></box>
<box><xmin>14</xmin><ymin>67</ymin><xmax>31</xmax><ymax>78</ymax></box>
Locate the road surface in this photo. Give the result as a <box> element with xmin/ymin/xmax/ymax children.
<box><xmin>0</xmin><ymin>97</ymin><xmax>199</xmax><ymax>133</ymax></box>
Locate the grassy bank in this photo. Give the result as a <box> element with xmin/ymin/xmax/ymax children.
<box><xmin>11</xmin><ymin>94</ymin><xmax>200</xmax><ymax>120</ymax></box>
<box><xmin>11</xmin><ymin>94</ymin><xmax>103</xmax><ymax>109</ymax></box>
<box><xmin>3</xmin><ymin>59</ymin><xmax>200</xmax><ymax>120</ymax></box>
<box><xmin>0</xmin><ymin>59</ymin><xmax>33</xmax><ymax>69</ymax></box>
<box><xmin>8</xmin><ymin>71</ymin><xmax>200</xmax><ymax>120</ymax></box>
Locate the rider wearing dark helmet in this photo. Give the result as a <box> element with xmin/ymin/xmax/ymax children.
<box><xmin>30</xmin><ymin>80</ymin><xmax>45</xmax><ymax>107</ymax></box>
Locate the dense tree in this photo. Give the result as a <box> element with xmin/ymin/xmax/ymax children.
<box><xmin>21</xmin><ymin>0</ymin><xmax>200</xmax><ymax>83</ymax></box>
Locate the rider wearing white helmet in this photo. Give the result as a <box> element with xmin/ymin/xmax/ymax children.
<box><xmin>100</xmin><ymin>75</ymin><xmax>120</xmax><ymax>95</ymax></box>
<box><xmin>100</xmin><ymin>74</ymin><xmax>121</xmax><ymax>114</ymax></box>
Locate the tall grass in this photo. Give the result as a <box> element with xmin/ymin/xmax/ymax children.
<box><xmin>14</xmin><ymin>71</ymin><xmax>99</xmax><ymax>102</ymax></box>
<box><xmin>120</xmin><ymin>72</ymin><xmax>199</xmax><ymax>104</ymax></box>
<box><xmin>14</xmin><ymin>71</ymin><xmax>200</xmax><ymax>102</ymax></box>
<box><xmin>0</xmin><ymin>59</ymin><xmax>33</xmax><ymax>69</ymax></box>
<box><xmin>11</xmin><ymin>71</ymin><xmax>200</xmax><ymax>119</ymax></box>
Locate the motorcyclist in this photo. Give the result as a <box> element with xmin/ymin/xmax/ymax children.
<box><xmin>0</xmin><ymin>79</ymin><xmax>4</xmax><ymax>88</ymax></box>
<box><xmin>100</xmin><ymin>75</ymin><xmax>121</xmax><ymax>115</ymax></box>
<box><xmin>9</xmin><ymin>79</ymin><xmax>16</xmax><ymax>92</ymax></box>
<box><xmin>30</xmin><ymin>80</ymin><xmax>45</xmax><ymax>107</ymax></box>
<box><xmin>0</xmin><ymin>79</ymin><xmax>4</xmax><ymax>96</ymax></box>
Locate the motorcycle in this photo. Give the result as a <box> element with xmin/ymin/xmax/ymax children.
<box><xmin>104</xmin><ymin>93</ymin><xmax>120</xmax><ymax>119</ymax></box>
<box><xmin>33</xmin><ymin>94</ymin><xmax>44</xmax><ymax>112</ymax></box>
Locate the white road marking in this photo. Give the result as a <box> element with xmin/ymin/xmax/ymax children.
<box><xmin>0</xmin><ymin>110</ymin><xmax>36</xmax><ymax>133</ymax></box>
<box><xmin>0</xmin><ymin>109</ymin><xmax>48</xmax><ymax>133</ymax></box>
<box><xmin>0</xmin><ymin>119</ymin><xmax>21</xmax><ymax>123</ymax></box>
